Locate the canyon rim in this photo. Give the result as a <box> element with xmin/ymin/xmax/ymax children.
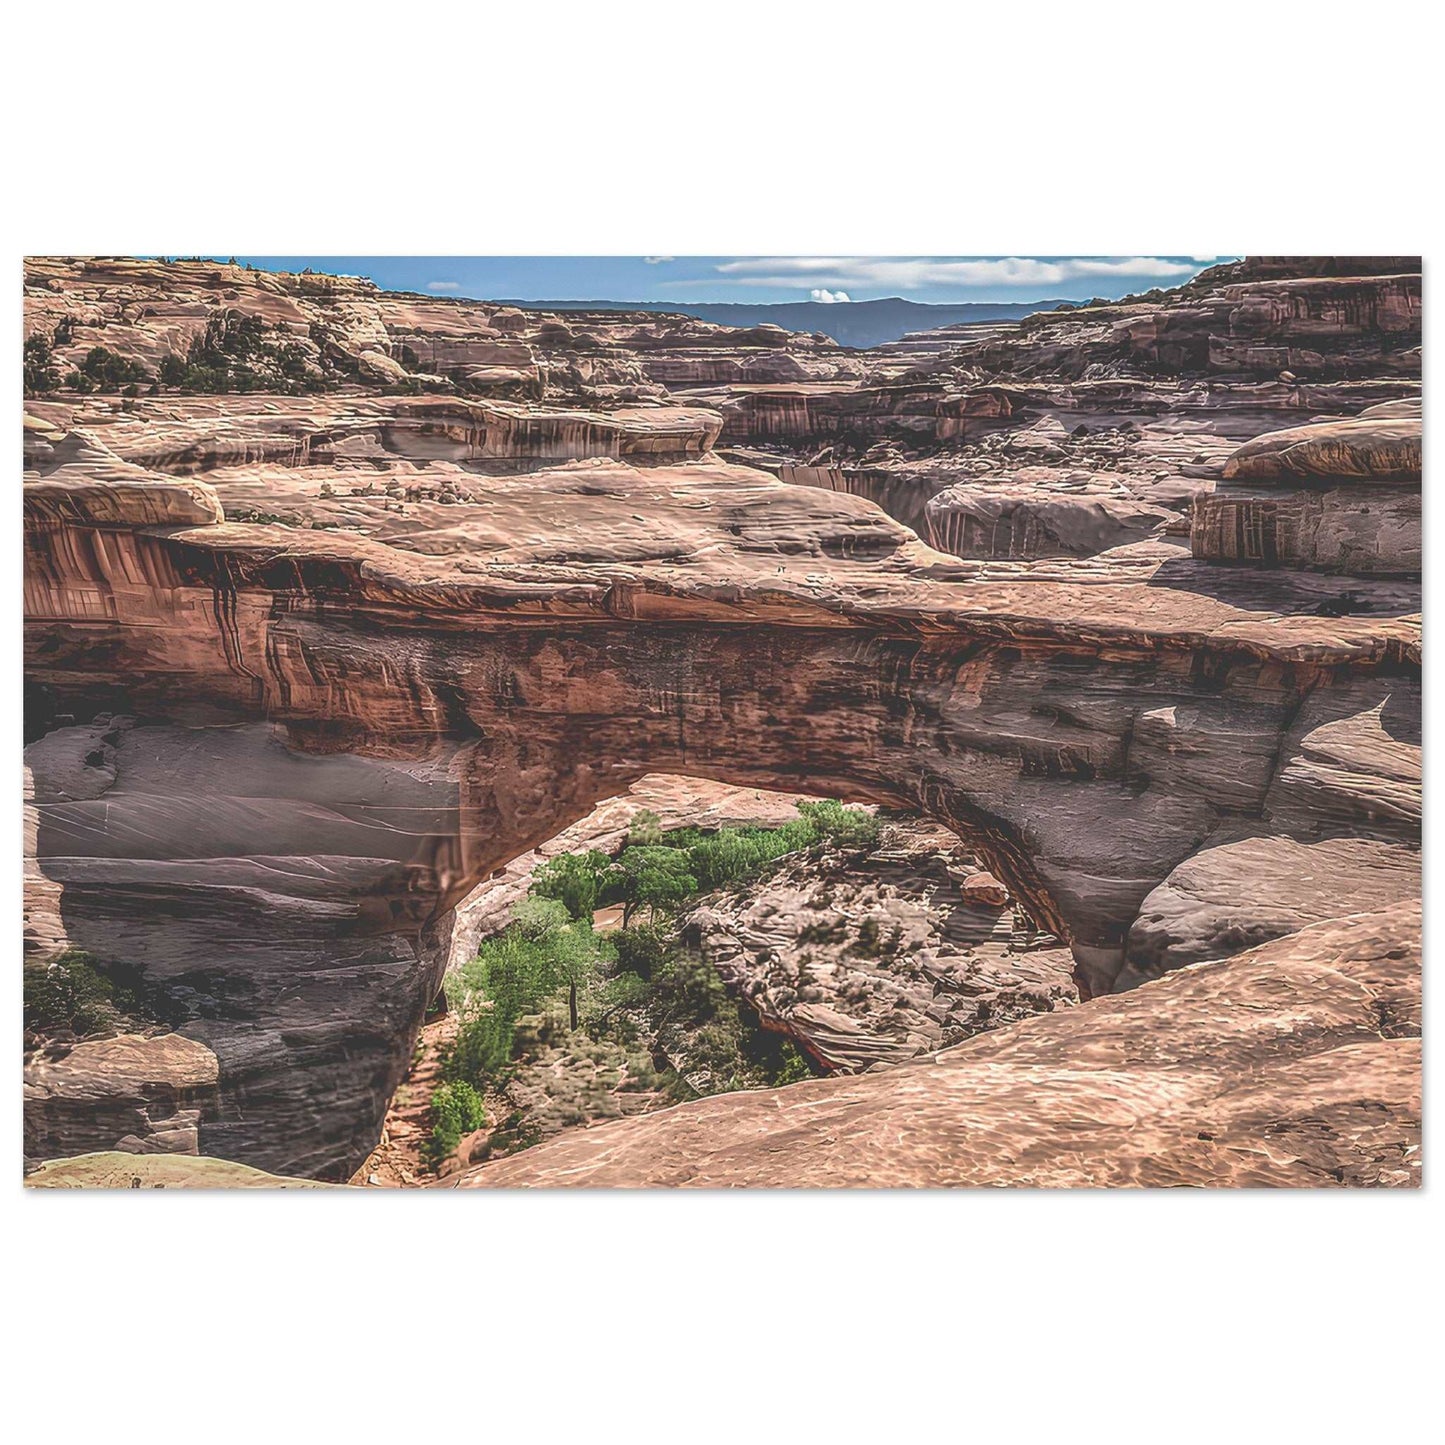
<box><xmin>21</xmin><ymin>254</ymin><xmax>1422</xmax><ymax>1189</ymax></box>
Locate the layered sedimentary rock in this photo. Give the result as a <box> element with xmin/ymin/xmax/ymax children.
<box><xmin>1191</xmin><ymin>403</ymin><xmax>1423</xmax><ymax>576</ymax></box>
<box><xmin>23</xmin><ymin>1033</ymin><xmax>220</xmax><ymax>1161</ymax></box>
<box><xmin>959</xmin><ymin>262</ymin><xmax>1421</xmax><ymax>382</ymax></box>
<box><xmin>23</xmin><ymin>257</ymin><xmax>853</xmax><ymax>406</ymax></box>
<box><xmin>22</xmin><ymin>255</ymin><xmax>1422</xmax><ymax>1184</ymax></box>
<box><xmin>720</xmin><ymin>259</ymin><xmax>1423</xmax><ymax>569</ymax></box>
<box><xmin>23</xmin><ymin>434</ymin><xmax>1420</xmax><ymax>1175</ymax></box>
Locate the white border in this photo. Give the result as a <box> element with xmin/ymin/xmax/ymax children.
<box><xmin>4</xmin><ymin>3</ymin><xmax>1440</xmax><ymax>1439</ymax></box>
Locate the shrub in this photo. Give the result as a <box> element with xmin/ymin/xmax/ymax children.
<box><xmin>80</xmin><ymin>346</ymin><xmax>151</xmax><ymax>390</ymax></box>
<box><xmin>426</xmin><ymin>1080</ymin><xmax>486</xmax><ymax>1164</ymax></box>
<box><xmin>627</xmin><ymin>808</ymin><xmax>664</xmax><ymax>846</ymax></box>
<box><xmin>797</xmin><ymin>798</ymin><xmax>880</xmax><ymax>851</ymax></box>
<box><xmin>681</xmin><ymin>821</ymin><xmax>813</xmax><ymax>891</ymax></box>
<box><xmin>23</xmin><ymin>950</ymin><xmax>138</xmax><ymax>1042</ymax></box>
<box><xmin>612</xmin><ymin>920</ymin><xmax>672</xmax><ymax>982</ymax></box>
<box><xmin>155</xmin><ymin>310</ymin><xmax>325</xmax><ymax>395</ymax></box>
<box><xmin>652</xmin><ymin>952</ymin><xmax>729</xmax><ymax>1025</ymax></box>
<box><xmin>596</xmin><ymin>969</ymin><xmax>651</xmax><ymax>1015</ymax></box>
<box><xmin>773</xmin><ymin>1042</ymin><xmax>813</xmax><ymax>1085</ymax></box>
<box><xmin>24</xmin><ymin>334</ymin><xmax>60</xmax><ymax>395</ymax></box>
<box><xmin>531</xmin><ymin>848</ymin><xmax>609</xmax><ymax>921</ymax></box>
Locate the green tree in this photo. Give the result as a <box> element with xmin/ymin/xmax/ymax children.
<box><xmin>513</xmin><ymin>896</ymin><xmax>599</xmax><ymax>1029</ymax></box>
<box><xmin>531</xmin><ymin>848</ymin><xmax>609</xmax><ymax>921</ymax></box>
<box><xmin>608</xmin><ymin>846</ymin><xmax>698</xmax><ymax>928</ymax></box>
<box><xmin>446</xmin><ymin>901</ymin><xmax>612</xmax><ymax>1078</ymax></box>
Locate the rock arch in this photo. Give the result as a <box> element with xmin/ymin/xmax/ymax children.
<box><xmin>23</xmin><ymin>453</ymin><xmax>1419</xmax><ymax>1178</ymax></box>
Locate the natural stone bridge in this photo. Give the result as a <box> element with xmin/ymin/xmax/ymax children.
<box><xmin>23</xmin><ymin>439</ymin><xmax>1419</xmax><ymax>1178</ymax></box>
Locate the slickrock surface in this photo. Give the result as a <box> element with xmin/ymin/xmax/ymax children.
<box><xmin>23</xmin><ymin>256</ymin><xmax>1421</xmax><ymax>1183</ymax></box>
<box><xmin>25</xmin><ymin>1150</ymin><xmax>330</xmax><ymax>1189</ymax></box>
<box><xmin>444</xmin><ymin>905</ymin><xmax>1421</xmax><ymax>1188</ymax></box>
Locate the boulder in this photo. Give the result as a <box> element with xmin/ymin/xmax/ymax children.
<box><xmin>357</xmin><ymin>348</ymin><xmax>410</xmax><ymax>384</ymax></box>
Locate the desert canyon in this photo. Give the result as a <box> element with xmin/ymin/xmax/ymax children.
<box><xmin>22</xmin><ymin>255</ymin><xmax>1422</xmax><ymax>1188</ymax></box>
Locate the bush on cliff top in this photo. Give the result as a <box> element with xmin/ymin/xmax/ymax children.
<box><xmin>23</xmin><ymin>950</ymin><xmax>147</xmax><ymax>1045</ymax></box>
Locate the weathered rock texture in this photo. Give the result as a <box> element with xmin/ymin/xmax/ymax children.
<box><xmin>25</xmin><ymin>1151</ymin><xmax>330</xmax><ymax>1189</ymax></box>
<box><xmin>444</xmin><ymin>905</ymin><xmax>1421</xmax><ymax>1188</ymax></box>
<box><xmin>23</xmin><ymin>257</ymin><xmax>855</xmax><ymax>408</ymax></box>
<box><xmin>683</xmin><ymin>819</ymin><xmax>1077</xmax><ymax>1072</ymax></box>
<box><xmin>23</xmin><ymin>1033</ymin><xmax>219</xmax><ymax>1161</ymax></box>
<box><xmin>22</xmin><ymin>256</ymin><xmax>1421</xmax><ymax>1184</ymax></box>
<box><xmin>1192</xmin><ymin>404</ymin><xmax>1423</xmax><ymax>576</ymax></box>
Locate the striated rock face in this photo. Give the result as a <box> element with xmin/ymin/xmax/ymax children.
<box><xmin>22</xmin><ymin>440</ymin><xmax>1419</xmax><ymax>1176</ymax></box>
<box><xmin>958</xmin><ymin>263</ymin><xmax>1421</xmax><ymax>382</ymax></box>
<box><xmin>1221</xmin><ymin>410</ymin><xmax>1421</xmax><ymax>484</ymax></box>
<box><xmin>1117</xmin><ymin>671</ymin><xmax>1420</xmax><ymax>988</ymax></box>
<box><xmin>443</xmin><ymin>905</ymin><xmax>1421</xmax><ymax>1188</ymax></box>
<box><xmin>924</xmin><ymin>472</ymin><xmax>1178</xmax><ymax>561</ymax></box>
<box><xmin>22</xmin><ymin>255</ymin><xmax>1422</xmax><ymax>1184</ymax></box>
<box><xmin>1192</xmin><ymin>404</ymin><xmax>1423</xmax><ymax>576</ymax></box>
<box><xmin>23</xmin><ymin>1034</ymin><xmax>220</xmax><ymax>1162</ymax></box>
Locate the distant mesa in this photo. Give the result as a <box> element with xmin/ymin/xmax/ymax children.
<box><xmin>500</xmin><ymin>296</ymin><xmax>1073</xmax><ymax>349</ymax></box>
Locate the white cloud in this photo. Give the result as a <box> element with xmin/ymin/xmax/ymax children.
<box><xmin>710</xmin><ymin>256</ymin><xmax>1204</xmax><ymax>291</ymax></box>
<box><xmin>810</xmin><ymin>288</ymin><xmax>852</xmax><ymax>303</ymax></box>
<box><xmin>642</xmin><ymin>256</ymin><xmax>674</xmax><ymax>265</ymax></box>
<box><xmin>427</xmin><ymin>280</ymin><xmax>461</xmax><ymax>292</ymax></box>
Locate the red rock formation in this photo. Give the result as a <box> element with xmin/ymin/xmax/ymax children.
<box><xmin>1192</xmin><ymin>404</ymin><xmax>1422</xmax><ymax>576</ymax></box>
<box><xmin>21</xmin><ymin>256</ymin><xmax>1422</xmax><ymax>1184</ymax></box>
<box><xmin>441</xmin><ymin>905</ymin><xmax>1421</xmax><ymax>1188</ymax></box>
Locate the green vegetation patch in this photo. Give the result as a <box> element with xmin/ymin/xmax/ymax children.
<box><xmin>23</xmin><ymin>949</ymin><xmax>161</xmax><ymax>1046</ymax></box>
<box><xmin>426</xmin><ymin>1080</ymin><xmax>486</xmax><ymax>1165</ymax></box>
<box><xmin>432</xmin><ymin>800</ymin><xmax>875</xmax><ymax>1163</ymax></box>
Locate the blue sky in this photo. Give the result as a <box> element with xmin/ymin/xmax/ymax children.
<box><xmin>223</xmin><ymin>256</ymin><xmax>1226</xmax><ymax>305</ymax></box>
